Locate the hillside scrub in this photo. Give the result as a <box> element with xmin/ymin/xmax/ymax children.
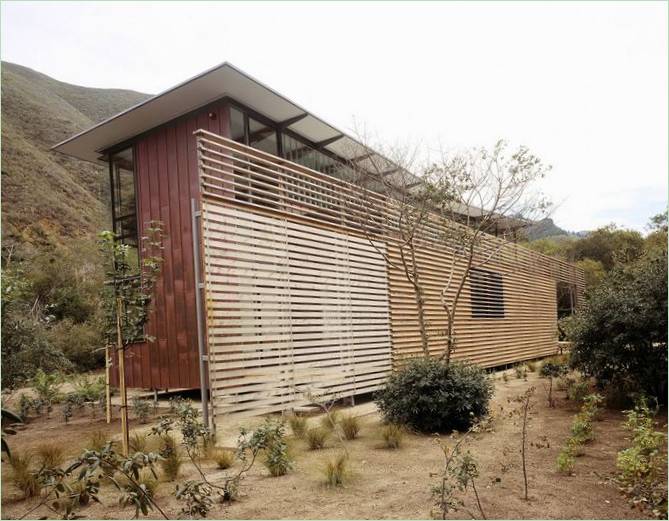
<box><xmin>1</xmin><ymin>240</ymin><xmax>105</xmax><ymax>388</ymax></box>
<box><xmin>375</xmin><ymin>358</ymin><xmax>493</xmax><ymax>433</ymax></box>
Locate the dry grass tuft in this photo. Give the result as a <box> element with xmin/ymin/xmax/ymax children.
<box><xmin>129</xmin><ymin>431</ymin><xmax>149</xmax><ymax>453</ymax></box>
<box><xmin>323</xmin><ymin>452</ymin><xmax>349</xmax><ymax>487</ymax></box>
<box><xmin>211</xmin><ymin>447</ymin><xmax>236</xmax><ymax>469</ymax></box>
<box><xmin>288</xmin><ymin>414</ymin><xmax>307</xmax><ymax>439</ymax></box>
<box><xmin>86</xmin><ymin>430</ymin><xmax>111</xmax><ymax>452</ymax></box>
<box><xmin>35</xmin><ymin>443</ymin><xmax>65</xmax><ymax>469</ymax></box>
<box><xmin>306</xmin><ymin>427</ymin><xmax>329</xmax><ymax>450</ymax></box>
<box><xmin>340</xmin><ymin>414</ymin><xmax>361</xmax><ymax>440</ymax></box>
<box><xmin>381</xmin><ymin>423</ymin><xmax>404</xmax><ymax>449</ymax></box>
<box><xmin>320</xmin><ymin>410</ymin><xmax>341</xmax><ymax>431</ymax></box>
<box><xmin>8</xmin><ymin>451</ymin><xmax>40</xmax><ymax>498</ymax></box>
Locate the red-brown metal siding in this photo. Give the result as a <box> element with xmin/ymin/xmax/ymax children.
<box><xmin>112</xmin><ymin>101</ymin><xmax>231</xmax><ymax>389</ymax></box>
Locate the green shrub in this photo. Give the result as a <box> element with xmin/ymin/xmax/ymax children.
<box><xmin>375</xmin><ymin>359</ymin><xmax>493</xmax><ymax>433</ymax></box>
<box><xmin>323</xmin><ymin>453</ymin><xmax>349</xmax><ymax>487</ymax></box>
<box><xmin>570</xmin><ymin>413</ymin><xmax>594</xmax><ymax>442</ymax></box>
<box><xmin>569</xmin><ymin>249</ymin><xmax>667</xmax><ymax>403</ymax></box>
<box><xmin>566</xmin><ymin>436</ymin><xmax>585</xmax><ymax>457</ymax></box>
<box><xmin>305</xmin><ymin>427</ymin><xmax>329</xmax><ymax>450</ymax></box>
<box><xmin>32</xmin><ymin>369</ymin><xmax>63</xmax><ymax>405</ymax></box>
<box><xmin>540</xmin><ymin>359</ymin><xmax>568</xmax><ymax>378</ymax></box>
<box><xmin>71</xmin><ymin>375</ymin><xmax>105</xmax><ymax>402</ymax></box>
<box><xmin>566</xmin><ymin>380</ymin><xmax>590</xmax><ymax>403</ymax></box>
<box><xmin>381</xmin><ymin>423</ymin><xmax>404</xmax><ymax>449</ymax></box>
<box><xmin>340</xmin><ymin>414</ymin><xmax>361</xmax><ymax>440</ymax></box>
<box><xmin>556</xmin><ymin>448</ymin><xmax>575</xmax><ymax>474</ymax></box>
<box><xmin>288</xmin><ymin>414</ymin><xmax>307</xmax><ymax>439</ymax></box>
<box><xmin>132</xmin><ymin>397</ymin><xmax>152</xmax><ymax>424</ymax></box>
<box><xmin>615</xmin><ymin>397</ymin><xmax>667</xmax><ymax>517</ymax></box>
<box><xmin>582</xmin><ymin>393</ymin><xmax>604</xmax><ymax>421</ymax></box>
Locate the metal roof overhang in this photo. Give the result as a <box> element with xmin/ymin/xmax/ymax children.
<box><xmin>51</xmin><ymin>62</ymin><xmax>384</xmax><ymax>168</ymax></box>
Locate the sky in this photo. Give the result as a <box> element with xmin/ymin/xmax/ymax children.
<box><xmin>1</xmin><ymin>1</ymin><xmax>667</xmax><ymax>232</ymax></box>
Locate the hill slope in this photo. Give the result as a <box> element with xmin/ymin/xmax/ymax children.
<box><xmin>1</xmin><ymin>61</ymin><xmax>150</xmax><ymax>248</ymax></box>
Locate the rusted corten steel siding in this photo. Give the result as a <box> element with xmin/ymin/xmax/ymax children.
<box><xmin>112</xmin><ymin>101</ymin><xmax>231</xmax><ymax>389</ymax></box>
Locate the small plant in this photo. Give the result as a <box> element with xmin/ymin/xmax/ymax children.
<box><xmin>71</xmin><ymin>375</ymin><xmax>106</xmax><ymax>403</ymax></box>
<box><xmin>566</xmin><ymin>436</ymin><xmax>585</xmax><ymax>457</ymax></box>
<box><xmin>381</xmin><ymin>423</ymin><xmax>404</xmax><ymax>449</ymax></box>
<box><xmin>86</xmin><ymin>430</ymin><xmax>110</xmax><ymax>452</ymax></box>
<box><xmin>539</xmin><ymin>358</ymin><xmax>568</xmax><ymax>378</ymax></box>
<box><xmin>514</xmin><ymin>364</ymin><xmax>528</xmax><ymax>379</ymax></box>
<box><xmin>566</xmin><ymin>379</ymin><xmax>590</xmax><ymax>403</ymax></box>
<box><xmin>508</xmin><ymin>387</ymin><xmax>535</xmax><ymax>500</ymax></box>
<box><xmin>306</xmin><ymin>427</ymin><xmax>329</xmax><ymax>450</ymax></box>
<box><xmin>32</xmin><ymin>369</ymin><xmax>62</xmax><ymax>407</ymax></box>
<box><xmin>582</xmin><ymin>393</ymin><xmax>604</xmax><ymax>421</ymax></box>
<box><xmin>556</xmin><ymin>375</ymin><xmax>574</xmax><ymax>392</ymax></box>
<box><xmin>62</xmin><ymin>393</ymin><xmax>85</xmax><ymax>424</ymax></box>
<box><xmin>502</xmin><ymin>372</ymin><xmax>509</xmax><ymax>383</ymax></box>
<box><xmin>132</xmin><ymin>397</ymin><xmax>153</xmax><ymax>424</ymax></box>
<box><xmin>433</xmin><ymin>437</ymin><xmax>486</xmax><ymax>519</ymax></box>
<box><xmin>8</xmin><ymin>451</ymin><xmax>40</xmax><ymax>498</ymax></box>
<box><xmin>130</xmin><ymin>431</ymin><xmax>149</xmax><ymax>453</ymax></box>
<box><xmin>288</xmin><ymin>413</ymin><xmax>307</xmax><ymax>439</ymax></box>
<box><xmin>211</xmin><ymin>448</ymin><xmax>235</xmax><ymax>470</ymax></box>
<box><xmin>320</xmin><ymin>409</ymin><xmax>340</xmax><ymax>430</ymax></box>
<box><xmin>525</xmin><ymin>360</ymin><xmax>538</xmax><ymax>372</ymax></box>
<box><xmin>339</xmin><ymin>414</ymin><xmax>361</xmax><ymax>440</ymax></box>
<box><xmin>35</xmin><ymin>443</ymin><xmax>65</xmax><ymax>469</ymax></box>
<box><xmin>570</xmin><ymin>413</ymin><xmax>594</xmax><ymax>443</ymax></box>
<box><xmin>323</xmin><ymin>452</ymin><xmax>349</xmax><ymax>487</ymax></box>
<box><xmin>615</xmin><ymin>397</ymin><xmax>667</xmax><ymax>518</ymax></box>
<box><xmin>176</xmin><ymin>480</ymin><xmax>213</xmax><ymax>517</ymax></box>
<box><xmin>556</xmin><ymin>447</ymin><xmax>575</xmax><ymax>474</ymax></box>
<box><xmin>261</xmin><ymin>421</ymin><xmax>292</xmax><ymax>477</ymax></box>
<box><xmin>159</xmin><ymin>435</ymin><xmax>182</xmax><ymax>481</ymax></box>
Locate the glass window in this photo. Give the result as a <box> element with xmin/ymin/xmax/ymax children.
<box><xmin>557</xmin><ymin>281</ymin><xmax>576</xmax><ymax>318</ymax></box>
<box><xmin>110</xmin><ymin>147</ymin><xmax>139</xmax><ymax>265</ymax></box>
<box><xmin>470</xmin><ymin>268</ymin><xmax>505</xmax><ymax>318</ymax></box>
<box><xmin>248</xmin><ymin>117</ymin><xmax>278</xmax><ymax>155</ymax></box>
<box><xmin>230</xmin><ymin>107</ymin><xmax>246</xmax><ymax>144</ymax></box>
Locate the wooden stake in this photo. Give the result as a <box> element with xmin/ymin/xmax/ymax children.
<box><xmin>105</xmin><ymin>344</ymin><xmax>112</xmax><ymax>424</ymax></box>
<box><xmin>116</xmin><ymin>297</ymin><xmax>130</xmax><ymax>456</ymax></box>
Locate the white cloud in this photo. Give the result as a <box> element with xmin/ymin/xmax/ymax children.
<box><xmin>2</xmin><ymin>1</ymin><xmax>666</xmax><ymax>231</ymax></box>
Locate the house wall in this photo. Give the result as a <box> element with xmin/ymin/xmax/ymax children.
<box><xmin>113</xmin><ymin>100</ymin><xmax>231</xmax><ymax>389</ymax></box>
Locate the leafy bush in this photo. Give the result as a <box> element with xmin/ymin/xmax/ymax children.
<box><xmin>569</xmin><ymin>249</ymin><xmax>667</xmax><ymax>403</ymax></box>
<box><xmin>340</xmin><ymin>414</ymin><xmax>361</xmax><ymax>440</ymax></box>
<box><xmin>32</xmin><ymin>369</ymin><xmax>63</xmax><ymax>405</ymax></box>
<box><xmin>375</xmin><ymin>359</ymin><xmax>493</xmax><ymax>433</ymax></box>
<box><xmin>540</xmin><ymin>359</ymin><xmax>568</xmax><ymax>378</ymax></box>
<box><xmin>323</xmin><ymin>453</ymin><xmax>349</xmax><ymax>487</ymax></box>
<box><xmin>381</xmin><ymin>423</ymin><xmax>405</xmax><ymax>449</ymax></box>
<box><xmin>305</xmin><ymin>427</ymin><xmax>328</xmax><ymax>450</ymax></box>
<box><xmin>71</xmin><ymin>375</ymin><xmax>105</xmax><ymax>403</ymax></box>
<box><xmin>570</xmin><ymin>414</ymin><xmax>594</xmax><ymax>443</ymax></box>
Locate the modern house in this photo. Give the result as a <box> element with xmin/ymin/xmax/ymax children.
<box><xmin>54</xmin><ymin>63</ymin><xmax>584</xmax><ymax>424</ymax></box>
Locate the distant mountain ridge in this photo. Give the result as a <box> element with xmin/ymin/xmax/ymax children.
<box><xmin>523</xmin><ymin>217</ymin><xmax>586</xmax><ymax>241</ymax></box>
<box><xmin>1</xmin><ymin>61</ymin><xmax>150</xmax><ymax>249</ymax></box>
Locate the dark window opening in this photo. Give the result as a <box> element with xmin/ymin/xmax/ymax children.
<box><xmin>109</xmin><ymin>147</ymin><xmax>139</xmax><ymax>270</ymax></box>
<box><xmin>557</xmin><ymin>281</ymin><xmax>577</xmax><ymax>319</ymax></box>
<box><xmin>470</xmin><ymin>268</ymin><xmax>505</xmax><ymax>318</ymax></box>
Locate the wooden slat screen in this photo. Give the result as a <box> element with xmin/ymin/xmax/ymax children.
<box><xmin>201</xmin><ymin>203</ymin><xmax>392</xmax><ymax>418</ymax></box>
<box><xmin>195</xmin><ymin>129</ymin><xmax>585</xmax><ymax>417</ymax></box>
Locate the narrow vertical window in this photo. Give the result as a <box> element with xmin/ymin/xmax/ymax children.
<box><xmin>110</xmin><ymin>147</ymin><xmax>139</xmax><ymax>268</ymax></box>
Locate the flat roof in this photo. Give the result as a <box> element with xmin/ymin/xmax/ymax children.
<box><xmin>52</xmin><ymin>61</ymin><xmax>396</xmax><ymax>172</ymax></box>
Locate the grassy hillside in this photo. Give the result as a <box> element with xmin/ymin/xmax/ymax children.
<box><xmin>1</xmin><ymin>61</ymin><xmax>150</xmax><ymax>249</ymax></box>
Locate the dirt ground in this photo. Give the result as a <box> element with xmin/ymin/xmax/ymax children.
<box><xmin>2</xmin><ymin>370</ymin><xmax>665</xmax><ymax>520</ymax></box>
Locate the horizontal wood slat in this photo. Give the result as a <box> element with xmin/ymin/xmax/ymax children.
<box><xmin>195</xmin><ymin>129</ymin><xmax>585</xmax><ymax>420</ymax></box>
<box><xmin>201</xmin><ymin>203</ymin><xmax>392</xmax><ymax>419</ymax></box>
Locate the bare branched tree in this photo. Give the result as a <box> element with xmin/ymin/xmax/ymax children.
<box><xmin>427</xmin><ymin>140</ymin><xmax>552</xmax><ymax>363</ymax></box>
<box><xmin>347</xmin><ymin>133</ymin><xmax>550</xmax><ymax>364</ymax></box>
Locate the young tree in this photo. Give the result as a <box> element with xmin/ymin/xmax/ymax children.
<box><xmin>426</xmin><ymin>141</ymin><xmax>551</xmax><ymax>363</ymax></box>
<box><xmin>99</xmin><ymin>221</ymin><xmax>164</xmax><ymax>455</ymax></box>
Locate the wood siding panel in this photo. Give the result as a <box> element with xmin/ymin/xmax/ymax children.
<box><xmin>113</xmin><ymin>101</ymin><xmax>230</xmax><ymax>389</ymax></box>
